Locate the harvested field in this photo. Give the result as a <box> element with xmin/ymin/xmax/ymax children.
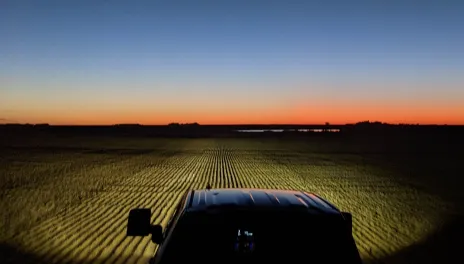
<box><xmin>1</xmin><ymin>137</ymin><xmax>462</xmax><ymax>264</ymax></box>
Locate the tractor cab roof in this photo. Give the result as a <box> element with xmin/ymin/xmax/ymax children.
<box><xmin>186</xmin><ymin>188</ymin><xmax>341</xmax><ymax>215</ymax></box>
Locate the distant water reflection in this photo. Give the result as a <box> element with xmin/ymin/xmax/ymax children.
<box><xmin>235</xmin><ymin>129</ymin><xmax>340</xmax><ymax>133</ymax></box>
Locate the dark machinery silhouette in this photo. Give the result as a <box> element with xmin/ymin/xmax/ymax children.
<box><xmin>127</xmin><ymin>186</ymin><xmax>362</xmax><ymax>264</ymax></box>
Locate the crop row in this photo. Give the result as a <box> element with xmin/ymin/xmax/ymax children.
<box><xmin>9</xmin><ymin>140</ymin><xmax>448</xmax><ymax>263</ymax></box>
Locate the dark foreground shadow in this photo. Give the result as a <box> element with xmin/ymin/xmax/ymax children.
<box><xmin>0</xmin><ymin>243</ymin><xmax>47</xmax><ymax>264</ymax></box>
<box><xmin>374</xmin><ymin>213</ymin><xmax>464</xmax><ymax>264</ymax></box>
<box><xmin>0</xmin><ymin>243</ymin><xmax>90</xmax><ymax>264</ymax></box>
<box><xmin>0</xmin><ymin>242</ymin><xmax>151</xmax><ymax>264</ymax></box>
<box><xmin>2</xmin><ymin>214</ymin><xmax>462</xmax><ymax>264</ymax></box>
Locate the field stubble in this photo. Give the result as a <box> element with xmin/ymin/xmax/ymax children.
<box><xmin>0</xmin><ymin>137</ymin><xmax>460</xmax><ymax>264</ymax></box>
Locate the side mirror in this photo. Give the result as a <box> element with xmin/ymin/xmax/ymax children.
<box><xmin>341</xmin><ymin>212</ymin><xmax>352</xmax><ymax>232</ymax></box>
<box><xmin>150</xmin><ymin>224</ymin><xmax>164</xmax><ymax>244</ymax></box>
<box><xmin>126</xmin><ymin>208</ymin><xmax>165</xmax><ymax>244</ymax></box>
<box><xmin>127</xmin><ymin>208</ymin><xmax>152</xmax><ymax>236</ymax></box>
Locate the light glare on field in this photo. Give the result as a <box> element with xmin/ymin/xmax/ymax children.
<box><xmin>3</xmin><ymin>139</ymin><xmax>449</xmax><ymax>263</ymax></box>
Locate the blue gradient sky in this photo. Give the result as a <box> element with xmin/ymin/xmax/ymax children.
<box><xmin>1</xmin><ymin>0</ymin><xmax>463</xmax><ymax>124</ymax></box>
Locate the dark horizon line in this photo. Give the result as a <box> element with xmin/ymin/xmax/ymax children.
<box><xmin>0</xmin><ymin>123</ymin><xmax>462</xmax><ymax>127</ymax></box>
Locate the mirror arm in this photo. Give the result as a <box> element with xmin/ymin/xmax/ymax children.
<box><xmin>150</xmin><ymin>224</ymin><xmax>164</xmax><ymax>244</ymax></box>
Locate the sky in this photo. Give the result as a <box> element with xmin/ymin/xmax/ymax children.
<box><xmin>1</xmin><ymin>0</ymin><xmax>463</xmax><ymax>125</ymax></box>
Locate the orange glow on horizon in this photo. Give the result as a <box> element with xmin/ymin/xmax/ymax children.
<box><xmin>2</xmin><ymin>104</ymin><xmax>463</xmax><ymax>126</ymax></box>
<box><xmin>3</xmin><ymin>77</ymin><xmax>463</xmax><ymax>125</ymax></box>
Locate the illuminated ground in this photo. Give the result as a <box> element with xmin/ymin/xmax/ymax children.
<box><xmin>0</xmin><ymin>138</ymin><xmax>461</xmax><ymax>264</ymax></box>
